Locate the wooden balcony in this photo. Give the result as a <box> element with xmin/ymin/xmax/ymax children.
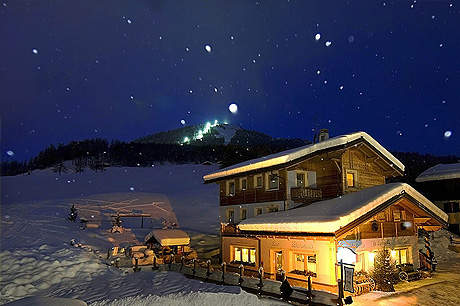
<box><xmin>220</xmin><ymin>188</ymin><xmax>286</xmax><ymax>206</ymax></box>
<box><xmin>290</xmin><ymin>187</ymin><xmax>323</xmax><ymax>203</ymax></box>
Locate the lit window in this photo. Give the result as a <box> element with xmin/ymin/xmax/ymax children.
<box><xmin>233</xmin><ymin>247</ymin><xmax>256</xmax><ymax>265</ymax></box>
<box><xmin>255</xmin><ymin>207</ymin><xmax>263</xmax><ymax>215</ymax></box>
<box><xmin>346</xmin><ymin>171</ymin><xmax>357</xmax><ymax>188</ymax></box>
<box><xmin>391</xmin><ymin>248</ymin><xmax>409</xmax><ymax>265</ymax></box>
<box><xmin>291</xmin><ymin>253</ymin><xmax>317</xmax><ymax>277</ymax></box>
<box><xmin>268</xmin><ymin>206</ymin><xmax>278</xmax><ymax>213</ymax></box>
<box><xmin>269</xmin><ymin>174</ymin><xmax>279</xmax><ymax>190</ymax></box>
<box><xmin>393</xmin><ymin>210</ymin><xmax>401</xmax><ymax>221</ymax></box>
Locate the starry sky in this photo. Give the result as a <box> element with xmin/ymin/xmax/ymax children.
<box><xmin>1</xmin><ymin>0</ymin><xmax>459</xmax><ymax>162</ymax></box>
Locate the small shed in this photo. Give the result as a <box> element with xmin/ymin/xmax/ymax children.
<box><xmin>144</xmin><ymin>229</ymin><xmax>190</xmax><ymax>246</ymax></box>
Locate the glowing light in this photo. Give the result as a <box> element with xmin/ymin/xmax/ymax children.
<box><xmin>183</xmin><ymin>137</ymin><xmax>190</xmax><ymax>143</ymax></box>
<box><xmin>337</xmin><ymin>247</ymin><xmax>357</xmax><ymax>264</ymax></box>
<box><xmin>229</xmin><ymin>103</ymin><xmax>238</xmax><ymax>114</ymax></box>
<box><xmin>315</xmin><ymin>33</ymin><xmax>321</xmax><ymax>41</ymax></box>
<box><xmin>205</xmin><ymin>45</ymin><xmax>212</xmax><ymax>52</ymax></box>
<box><xmin>444</xmin><ymin>130</ymin><xmax>452</xmax><ymax>138</ymax></box>
<box><xmin>368</xmin><ymin>252</ymin><xmax>375</xmax><ymax>262</ymax></box>
<box><xmin>391</xmin><ymin>250</ymin><xmax>397</xmax><ymax>257</ymax></box>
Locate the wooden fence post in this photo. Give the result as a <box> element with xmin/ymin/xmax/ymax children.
<box><xmin>258</xmin><ymin>266</ymin><xmax>264</xmax><ymax>294</ymax></box>
<box><xmin>238</xmin><ymin>264</ymin><xmax>245</xmax><ymax>286</ymax></box>
<box><xmin>180</xmin><ymin>256</ymin><xmax>185</xmax><ymax>272</ymax></box>
<box><xmin>192</xmin><ymin>258</ymin><xmax>197</xmax><ymax>279</ymax></box>
<box><xmin>221</xmin><ymin>262</ymin><xmax>226</xmax><ymax>284</ymax></box>
<box><xmin>168</xmin><ymin>254</ymin><xmax>174</xmax><ymax>270</ymax></box>
<box><xmin>206</xmin><ymin>260</ymin><xmax>212</xmax><ymax>282</ymax></box>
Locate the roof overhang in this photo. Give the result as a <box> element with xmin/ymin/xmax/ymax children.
<box><xmin>204</xmin><ymin>132</ymin><xmax>404</xmax><ymax>184</ymax></box>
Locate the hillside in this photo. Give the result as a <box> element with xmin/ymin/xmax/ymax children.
<box><xmin>133</xmin><ymin>123</ymin><xmax>310</xmax><ymax>148</ymax></box>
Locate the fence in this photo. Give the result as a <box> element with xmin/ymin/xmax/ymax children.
<box><xmin>128</xmin><ymin>256</ymin><xmax>338</xmax><ymax>306</ymax></box>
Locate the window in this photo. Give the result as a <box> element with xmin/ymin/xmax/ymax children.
<box><xmin>233</xmin><ymin>247</ymin><xmax>256</xmax><ymax>265</ymax></box>
<box><xmin>268</xmin><ymin>173</ymin><xmax>279</xmax><ymax>190</ymax></box>
<box><xmin>241</xmin><ymin>208</ymin><xmax>247</xmax><ymax>220</ymax></box>
<box><xmin>296</xmin><ymin>173</ymin><xmax>305</xmax><ymax>188</ymax></box>
<box><xmin>240</xmin><ymin>178</ymin><xmax>247</xmax><ymax>190</ymax></box>
<box><xmin>268</xmin><ymin>206</ymin><xmax>279</xmax><ymax>213</ymax></box>
<box><xmin>227</xmin><ymin>210</ymin><xmax>234</xmax><ymax>223</ymax></box>
<box><xmin>227</xmin><ymin>181</ymin><xmax>235</xmax><ymax>196</ymax></box>
<box><xmin>255</xmin><ymin>175</ymin><xmax>263</xmax><ymax>188</ymax></box>
<box><xmin>444</xmin><ymin>202</ymin><xmax>460</xmax><ymax>213</ymax></box>
<box><xmin>255</xmin><ymin>207</ymin><xmax>263</xmax><ymax>216</ymax></box>
<box><xmin>391</xmin><ymin>248</ymin><xmax>409</xmax><ymax>266</ymax></box>
<box><xmin>346</xmin><ymin>170</ymin><xmax>357</xmax><ymax>188</ymax></box>
<box><xmin>291</xmin><ymin>253</ymin><xmax>317</xmax><ymax>277</ymax></box>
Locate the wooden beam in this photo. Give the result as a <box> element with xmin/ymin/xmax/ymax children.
<box><xmin>414</xmin><ymin>217</ymin><xmax>431</xmax><ymax>224</ymax></box>
<box><xmin>418</xmin><ymin>225</ymin><xmax>443</xmax><ymax>232</ymax></box>
<box><xmin>331</xmin><ymin>158</ymin><xmax>342</xmax><ymax>174</ymax></box>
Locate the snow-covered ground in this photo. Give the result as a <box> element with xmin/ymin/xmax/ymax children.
<box><xmin>1</xmin><ymin>164</ymin><xmax>460</xmax><ymax>305</ymax></box>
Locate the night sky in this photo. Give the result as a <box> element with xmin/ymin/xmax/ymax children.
<box><xmin>1</xmin><ymin>0</ymin><xmax>459</xmax><ymax>162</ymax></box>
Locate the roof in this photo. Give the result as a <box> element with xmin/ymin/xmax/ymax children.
<box><xmin>144</xmin><ymin>229</ymin><xmax>190</xmax><ymax>246</ymax></box>
<box><xmin>237</xmin><ymin>183</ymin><xmax>448</xmax><ymax>234</ymax></box>
<box><xmin>203</xmin><ymin>131</ymin><xmax>404</xmax><ymax>183</ymax></box>
<box><xmin>416</xmin><ymin>163</ymin><xmax>460</xmax><ymax>182</ymax></box>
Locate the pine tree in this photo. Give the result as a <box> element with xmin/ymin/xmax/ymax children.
<box><xmin>52</xmin><ymin>160</ymin><xmax>68</xmax><ymax>175</ymax></box>
<box><xmin>68</xmin><ymin>205</ymin><xmax>78</xmax><ymax>222</ymax></box>
<box><xmin>371</xmin><ymin>247</ymin><xmax>398</xmax><ymax>292</ymax></box>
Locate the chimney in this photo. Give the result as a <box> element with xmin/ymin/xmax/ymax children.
<box><xmin>318</xmin><ymin>129</ymin><xmax>329</xmax><ymax>142</ymax></box>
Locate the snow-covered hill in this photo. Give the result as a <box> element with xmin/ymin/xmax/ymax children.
<box><xmin>1</xmin><ymin>164</ymin><xmax>285</xmax><ymax>305</ymax></box>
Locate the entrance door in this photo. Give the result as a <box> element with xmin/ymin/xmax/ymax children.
<box><xmin>275</xmin><ymin>251</ymin><xmax>284</xmax><ymax>280</ymax></box>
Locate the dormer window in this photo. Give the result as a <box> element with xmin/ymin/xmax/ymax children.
<box><xmin>255</xmin><ymin>175</ymin><xmax>263</xmax><ymax>188</ymax></box>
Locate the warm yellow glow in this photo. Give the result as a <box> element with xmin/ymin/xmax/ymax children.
<box><xmin>391</xmin><ymin>250</ymin><xmax>397</xmax><ymax>257</ymax></box>
<box><xmin>346</xmin><ymin>173</ymin><xmax>354</xmax><ymax>187</ymax></box>
<box><xmin>337</xmin><ymin>247</ymin><xmax>357</xmax><ymax>264</ymax></box>
<box><xmin>368</xmin><ymin>252</ymin><xmax>375</xmax><ymax>262</ymax></box>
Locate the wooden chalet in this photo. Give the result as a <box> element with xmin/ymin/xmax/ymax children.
<box><xmin>416</xmin><ymin>163</ymin><xmax>460</xmax><ymax>235</ymax></box>
<box><xmin>203</xmin><ymin>131</ymin><xmax>448</xmax><ymax>293</ymax></box>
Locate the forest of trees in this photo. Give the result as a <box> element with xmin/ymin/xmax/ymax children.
<box><xmin>0</xmin><ymin>138</ymin><xmax>303</xmax><ymax>176</ymax></box>
<box><xmin>2</xmin><ymin>137</ymin><xmax>459</xmax><ymax>186</ymax></box>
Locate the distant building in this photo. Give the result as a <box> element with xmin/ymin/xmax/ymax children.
<box><xmin>204</xmin><ymin>131</ymin><xmax>447</xmax><ymax>293</ymax></box>
<box><xmin>416</xmin><ymin>163</ymin><xmax>460</xmax><ymax>235</ymax></box>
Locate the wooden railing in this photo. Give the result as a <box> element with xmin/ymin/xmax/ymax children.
<box><xmin>290</xmin><ymin>187</ymin><xmax>323</xmax><ymax>203</ymax></box>
<box><xmin>220</xmin><ymin>189</ymin><xmax>286</xmax><ymax>206</ymax></box>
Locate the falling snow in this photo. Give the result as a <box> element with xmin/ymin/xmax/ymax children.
<box><xmin>315</xmin><ymin>33</ymin><xmax>321</xmax><ymax>40</ymax></box>
<box><xmin>325</xmin><ymin>41</ymin><xmax>332</xmax><ymax>47</ymax></box>
<box><xmin>205</xmin><ymin>44</ymin><xmax>212</xmax><ymax>52</ymax></box>
<box><xmin>229</xmin><ymin>103</ymin><xmax>238</xmax><ymax>114</ymax></box>
<box><xmin>32</xmin><ymin>49</ymin><xmax>38</xmax><ymax>54</ymax></box>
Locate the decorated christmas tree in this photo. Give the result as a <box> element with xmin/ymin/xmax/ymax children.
<box><xmin>371</xmin><ymin>247</ymin><xmax>398</xmax><ymax>292</ymax></box>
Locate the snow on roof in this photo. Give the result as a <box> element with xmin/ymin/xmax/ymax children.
<box><xmin>203</xmin><ymin>131</ymin><xmax>404</xmax><ymax>182</ymax></box>
<box><xmin>237</xmin><ymin>183</ymin><xmax>447</xmax><ymax>234</ymax></box>
<box><xmin>144</xmin><ymin>229</ymin><xmax>190</xmax><ymax>246</ymax></box>
<box><xmin>416</xmin><ymin>163</ymin><xmax>460</xmax><ymax>182</ymax></box>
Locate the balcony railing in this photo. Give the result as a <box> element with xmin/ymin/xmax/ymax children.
<box><xmin>290</xmin><ymin>186</ymin><xmax>323</xmax><ymax>203</ymax></box>
<box><xmin>220</xmin><ymin>188</ymin><xmax>286</xmax><ymax>206</ymax></box>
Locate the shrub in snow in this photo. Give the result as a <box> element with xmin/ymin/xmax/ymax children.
<box><xmin>68</xmin><ymin>205</ymin><xmax>78</xmax><ymax>222</ymax></box>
